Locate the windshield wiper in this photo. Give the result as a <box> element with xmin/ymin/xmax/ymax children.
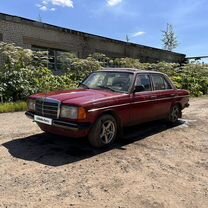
<box><xmin>79</xmin><ymin>83</ymin><xmax>89</xmax><ymax>89</ymax></box>
<box><xmin>97</xmin><ymin>85</ymin><xmax>116</xmax><ymax>92</ymax></box>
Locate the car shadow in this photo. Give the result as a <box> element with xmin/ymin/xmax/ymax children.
<box><xmin>2</xmin><ymin>120</ymin><xmax>185</xmax><ymax>167</ymax></box>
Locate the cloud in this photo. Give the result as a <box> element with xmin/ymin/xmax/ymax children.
<box><xmin>36</xmin><ymin>0</ymin><xmax>73</xmax><ymax>11</ymax></box>
<box><xmin>42</xmin><ymin>0</ymin><xmax>48</xmax><ymax>5</ymax></box>
<box><xmin>51</xmin><ymin>0</ymin><xmax>73</xmax><ymax>8</ymax></box>
<box><xmin>132</xmin><ymin>31</ymin><xmax>146</xmax><ymax>37</ymax></box>
<box><xmin>107</xmin><ymin>0</ymin><xmax>122</xmax><ymax>7</ymax></box>
<box><xmin>40</xmin><ymin>6</ymin><xmax>48</xmax><ymax>11</ymax></box>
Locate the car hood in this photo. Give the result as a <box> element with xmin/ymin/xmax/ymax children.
<box><xmin>31</xmin><ymin>89</ymin><xmax>122</xmax><ymax>106</ymax></box>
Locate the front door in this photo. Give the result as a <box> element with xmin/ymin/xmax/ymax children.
<box><xmin>130</xmin><ymin>73</ymin><xmax>156</xmax><ymax>125</ymax></box>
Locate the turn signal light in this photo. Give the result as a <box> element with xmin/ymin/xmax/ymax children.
<box><xmin>78</xmin><ymin>107</ymin><xmax>87</xmax><ymax>119</ymax></box>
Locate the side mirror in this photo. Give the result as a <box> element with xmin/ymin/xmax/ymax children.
<box><xmin>133</xmin><ymin>85</ymin><xmax>145</xmax><ymax>93</ymax></box>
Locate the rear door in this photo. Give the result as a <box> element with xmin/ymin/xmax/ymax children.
<box><xmin>150</xmin><ymin>73</ymin><xmax>176</xmax><ymax>119</ymax></box>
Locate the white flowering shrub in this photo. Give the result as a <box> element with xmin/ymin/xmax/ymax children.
<box><xmin>0</xmin><ymin>43</ymin><xmax>207</xmax><ymax>102</ymax></box>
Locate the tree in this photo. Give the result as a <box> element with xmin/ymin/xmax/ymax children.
<box><xmin>126</xmin><ymin>34</ymin><xmax>130</xmax><ymax>42</ymax></box>
<box><xmin>37</xmin><ymin>13</ymin><xmax>42</xmax><ymax>22</ymax></box>
<box><xmin>161</xmin><ymin>23</ymin><xmax>178</xmax><ymax>51</ymax></box>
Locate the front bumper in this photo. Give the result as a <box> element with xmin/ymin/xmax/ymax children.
<box><xmin>25</xmin><ymin>111</ymin><xmax>91</xmax><ymax>132</ymax></box>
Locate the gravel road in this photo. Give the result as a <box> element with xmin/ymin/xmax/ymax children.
<box><xmin>0</xmin><ymin>97</ymin><xmax>208</xmax><ymax>208</ymax></box>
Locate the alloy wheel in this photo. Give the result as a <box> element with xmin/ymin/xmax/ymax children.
<box><xmin>170</xmin><ymin>106</ymin><xmax>180</xmax><ymax>123</ymax></box>
<box><xmin>100</xmin><ymin>120</ymin><xmax>116</xmax><ymax>144</ymax></box>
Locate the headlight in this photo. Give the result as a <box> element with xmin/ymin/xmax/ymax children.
<box><xmin>28</xmin><ymin>99</ymin><xmax>36</xmax><ymax>111</ymax></box>
<box><xmin>60</xmin><ymin>106</ymin><xmax>86</xmax><ymax>119</ymax></box>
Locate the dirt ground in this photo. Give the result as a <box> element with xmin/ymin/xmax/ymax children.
<box><xmin>0</xmin><ymin>97</ymin><xmax>207</xmax><ymax>208</ymax></box>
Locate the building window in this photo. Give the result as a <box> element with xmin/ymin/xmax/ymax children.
<box><xmin>0</xmin><ymin>33</ymin><xmax>3</xmax><ymax>42</ymax></box>
<box><xmin>31</xmin><ymin>45</ymin><xmax>67</xmax><ymax>71</ymax></box>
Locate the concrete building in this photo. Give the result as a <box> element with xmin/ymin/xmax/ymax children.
<box><xmin>0</xmin><ymin>12</ymin><xmax>186</xmax><ymax>69</ymax></box>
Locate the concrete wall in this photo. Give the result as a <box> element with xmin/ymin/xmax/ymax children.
<box><xmin>0</xmin><ymin>13</ymin><xmax>186</xmax><ymax>65</ymax></box>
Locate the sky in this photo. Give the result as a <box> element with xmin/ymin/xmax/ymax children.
<box><xmin>0</xmin><ymin>0</ymin><xmax>208</xmax><ymax>57</ymax></box>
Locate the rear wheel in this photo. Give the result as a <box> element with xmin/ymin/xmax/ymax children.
<box><xmin>88</xmin><ymin>114</ymin><xmax>117</xmax><ymax>148</ymax></box>
<box><xmin>168</xmin><ymin>105</ymin><xmax>181</xmax><ymax>123</ymax></box>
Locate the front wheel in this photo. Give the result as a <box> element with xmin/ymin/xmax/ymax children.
<box><xmin>168</xmin><ymin>105</ymin><xmax>181</xmax><ymax>123</ymax></box>
<box><xmin>88</xmin><ymin>114</ymin><xmax>117</xmax><ymax>148</ymax></box>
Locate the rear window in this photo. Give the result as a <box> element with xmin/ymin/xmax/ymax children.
<box><xmin>151</xmin><ymin>74</ymin><xmax>172</xmax><ymax>91</ymax></box>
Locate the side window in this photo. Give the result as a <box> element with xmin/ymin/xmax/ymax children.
<box><xmin>151</xmin><ymin>74</ymin><xmax>172</xmax><ymax>91</ymax></box>
<box><xmin>135</xmin><ymin>74</ymin><xmax>152</xmax><ymax>91</ymax></box>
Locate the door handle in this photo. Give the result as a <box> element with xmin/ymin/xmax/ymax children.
<box><xmin>150</xmin><ymin>95</ymin><xmax>157</xmax><ymax>99</ymax></box>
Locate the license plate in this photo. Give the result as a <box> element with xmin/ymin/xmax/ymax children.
<box><xmin>34</xmin><ymin>115</ymin><xmax>52</xmax><ymax>125</ymax></box>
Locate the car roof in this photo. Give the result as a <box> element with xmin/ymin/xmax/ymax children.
<box><xmin>98</xmin><ymin>68</ymin><xmax>166</xmax><ymax>75</ymax></box>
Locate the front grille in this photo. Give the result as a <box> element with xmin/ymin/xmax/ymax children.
<box><xmin>35</xmin><ymin>98</ymin><xmax>60</xmax><ymax>119</ymax></box>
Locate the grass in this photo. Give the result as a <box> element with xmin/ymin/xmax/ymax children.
<box><xmin>0</xmin><ymin>101</ymin><xmax>27</xmax><ymax>113</ymax></box>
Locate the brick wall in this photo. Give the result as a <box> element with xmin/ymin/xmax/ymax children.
<box><xmin>0</xmin><ymin>13</ymin><xmax>186</xmax><ymax>66</ymax></box>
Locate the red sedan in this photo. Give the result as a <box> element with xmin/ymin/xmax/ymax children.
<box><xmin>26</xmin><ymin>68</ymin><xmax>190</xmax><ymax>147</ymax></box>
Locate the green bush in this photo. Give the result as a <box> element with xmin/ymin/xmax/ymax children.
<box><xmin>178</xmin><ymin>64</ymin><xmax>208</xmax><ymax>96</ymax></box>
<box><xmin>68</xmin><ymin>57</ymin><xmax>101</xmax><ymax>83</ymax></box>
<box><xmin>32</xmin><ymin>68</ymin><xmax>77</xmax><ymax>93</ymax></box>
<box><xmin>113</xmin><ymin>57</ymin><xmax>143</xmax><ymax>69</ymax></box>
<box><xmin>0</xmin><ymin>43</ymin><xmax>207</xmax><ymax>102</ymax></box>
<box><xmin>59</xmin><ymin>54</ymin><xmax>101</xmax><ymax>84</ymax></box>
<box><xmin>0</xmin><ymin>64</ymin><xmax>77</xmax><ymax>102</ymax></box>
<box><xmin>88</xmin><ymin>53</ymin><xmax>110</xmax><ymax>67</ymax></box>
<box><xmin>0</xmin><ymin>43</ymin><xmax>77</xmax><ymax>102</ymax></box>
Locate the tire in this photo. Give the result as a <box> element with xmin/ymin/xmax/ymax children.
<box><xmin>168</xmin><ymin>105</ymin><xmax>181</xmax><ymax>123</ymax></box>
<box><xmin>88</xmin><ymin>114</ymin><xmax>117</xmax><ymax>148</ymax></box>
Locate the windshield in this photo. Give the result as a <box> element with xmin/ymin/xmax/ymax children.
<box><xmin>81</xmin><ymin>71</ymin><xmax>134</xmax><ymax>93</ymax></box>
